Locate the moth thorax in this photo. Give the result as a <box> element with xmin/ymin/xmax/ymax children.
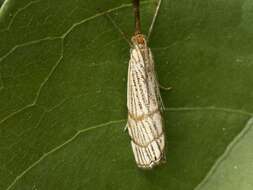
<box><xmin>131</xmin><ymin>34</ymin><xmax>147</xmax><ymax>49</ymax></box>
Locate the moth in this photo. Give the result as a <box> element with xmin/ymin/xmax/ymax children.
<box><xmin>126</xmin><ymin>33</ymin><xmax>166</xmax><ymax>169</ymax></box>
<box><xmin>126</xmin><ymin>0</ymin><xmax>166</xmax><ymax>169</ymax></box>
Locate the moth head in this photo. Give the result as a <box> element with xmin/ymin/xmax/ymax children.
<box><xmin>131</xmin><ymin>33</ymin><xmax>147</xmax><ymax>49</ymax></box>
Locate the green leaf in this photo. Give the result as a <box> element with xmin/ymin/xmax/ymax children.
<box><xmin>0</xmin><ymin>0</ymin><xmax>253</xmax><ymax>190</ymax></box>
<box><xmin>195</xmin><ymin>118</ymin><xmax>253</xmax><ymax>190</ymax></box>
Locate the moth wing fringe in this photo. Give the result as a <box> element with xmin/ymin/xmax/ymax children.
<box><xmin>131</xmin><ymin>134</ymin><xmax>166</xmax><ymax>169</ymax></box>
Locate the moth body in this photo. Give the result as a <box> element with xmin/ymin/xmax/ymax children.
<box><xmin>127</xmin><ymin>34</ymin><xmax>165</xmax><ymax>169</ymax></box>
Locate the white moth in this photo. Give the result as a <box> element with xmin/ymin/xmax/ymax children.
<box><xmin>126</xmin><ymin>33</ymin><xmax>166</xmax><ymax>169</ymax></box>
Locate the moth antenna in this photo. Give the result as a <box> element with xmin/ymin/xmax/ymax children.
<box><xmin>147</xmin><ymin>0</ymin><xmax>162</xmax><ymax>41</ymax></box>
<box><xmin>104</xmin><ymin>11</ymin><xmax>132</xmax><ymax>46</ymax></box>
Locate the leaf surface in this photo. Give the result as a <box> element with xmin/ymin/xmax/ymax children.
<box><xmin>0</xmin><ymin>0</ymin><xmax>253</xmax><ymax>189</ymax></box>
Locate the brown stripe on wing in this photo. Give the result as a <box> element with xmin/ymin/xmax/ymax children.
<box><xmin>128</xmin><ymin>108</ymin><xmax>160</xmax><ymax>121</ymax></box>
<box><xmin>128</xmin><ymin>130</ymin><xmax>164</xmax><ymax>148</ymax></box>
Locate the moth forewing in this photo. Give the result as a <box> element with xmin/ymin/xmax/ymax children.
<box><xmin>148</xmin><ymin>49</ymin><xmax>166</xmax><ymax>111</ymax></box>
<box><xmin>127</xmin><ymin>34</ymin><xmax>165</xmax><ymax>169</ymax></box>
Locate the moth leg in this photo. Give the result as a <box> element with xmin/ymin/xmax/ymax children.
<box><xmin>159</xmin><ymin>84</ymin><xmax>172</xmax><ymax>91</ymax></box>
<box><xmin>153</xmin><ymin>74</ymin><xmax>165</xmax><ymax>111</ymax></box>
<box><xmin>148</xmin><ymin>48</ymin><xmax>167</xmax><ymax>111</ymax></box>
<box><xmin>157</xmin><ymin>82</ymin><xmax>172</xmax><ymax>111</ymax></box>
<box><xmin>124</xmin><ymin>123</ymin><xmax>128</xmax><ymax>132</ymax></box>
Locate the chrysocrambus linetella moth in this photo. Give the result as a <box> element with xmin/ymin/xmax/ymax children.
<box><xmin>126</xmin><ymin>0</ymin><xmax>166</xmax><ymax>169</ymax></box>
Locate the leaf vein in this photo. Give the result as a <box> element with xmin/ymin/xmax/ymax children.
<box><xmin>0</xmin><ymin>40</ymin><xmax>63</xmax><ymax>126</ymax></box>
<box><xmin>194</xmin><ymin>117</ymin><xmax>253</xmax><ymax>190</ymax></box>
<box><xmin>1</xmin><ymin>106</ymin><xmax>252</xmax><ymax>128</ymax></box>
<box><xmin>0</xmin><ymin>3</ymin><xmax>133</xmax><ymax>63</ymax></box>
<box><xmin>60</xmin><ymin>3</ymin><xmax>133</xmax><ymax>39</ymax></box>
<box><xmin>0</xmin><ymin>37</ymin><xmax>60</xmax><ymax>63</ymax></box>
<box><xmin>5</xmin><ymin>119</ymin><xmax>125</xmax><ymax>190</ymax></box>
<box><xmin>0</xmin><ymin>0</ymin><xmax>41</xmax><ymax>32</ymax></box>
<box><xmin>165</xmin><ymin>106</ymin><xmax>253</xmax><ymax>116</ymax></box>
<box><xmin>32</xmin><ymin>41</ymin><xmax>64</xmax><ymax>104</ymax></box>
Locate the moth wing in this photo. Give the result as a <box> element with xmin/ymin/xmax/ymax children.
<box><xmin>148</xmin><ymin>49</ymin><xmax>165</xmax><ymax>111</ymax></box>
<box><xmin>128</xmin><ymin>47</ymin><xmax>150</xmax><ymax>115</ymax></box>
<box><xmin>128</xmin><ymin>112</ymin><xmax>166</xmax><ymax>169</ymax></box>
